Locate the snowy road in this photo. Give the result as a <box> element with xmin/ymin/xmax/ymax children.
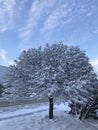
<box><xmin>0</xmin><ymin>103</ymin><xmax>49</xmax><ymax>121</ymax></box>
<box><xmin>0</xmin><ymin>103</ymin><xmax>98</xmax><ymax>130</ymax></box>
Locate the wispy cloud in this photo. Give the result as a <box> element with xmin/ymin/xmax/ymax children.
<box><xmin>41</xmin><ymin>0</ymin><xmax>97</xmax><ymax>34</ymax></box>
<box><xmin>1</xmin><ymin>0</ymin><xmax>95</xmax><ymax>51</ymax></box>
<box><xmin>19</xmin><ymin>30</ymin><xmax>31</xmax><ymax>43</ymax></box>
<box><xmin>94</xmin><ymin>29</ymin><xmax>98</xmax><ymax>34</ymax></box>
<box><xmin>0</xmin><ymin>0</ymin><xmax>16</xmax><ymax>33</ymax></box>
<box><xmin>0</xmin><ymin>49</ymin><xmax>7</xmax><ymax>61</ymax></box>
<box><xmin>18</xmin><ymin>0</ymin><xmax>57</xmax><ymax>50</ymax></box>
<box><xmin>91</xmin><ymin>59</ymin><xmax>98</xmax><ymax>71</ymax></box>
<box><xmin>41</xmin><ymin>3</ymin><xmax>72</xmax><ymax>33</ymax></box>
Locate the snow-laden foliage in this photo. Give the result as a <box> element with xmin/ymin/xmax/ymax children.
<box><xmin>4</xmin><ymin>43</ymin><xmax>98</xmax><ymax>103</ymax></box>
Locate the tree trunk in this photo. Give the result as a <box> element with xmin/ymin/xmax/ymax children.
<box><xmin>79</xmin><ymin>106</ymin><xmax>85</xmax><ymax>120</ymax></box>
<box><xmin>49</xmin><ymin>95</ymin><xmax>54</xmax><ymax>119</ymax></box>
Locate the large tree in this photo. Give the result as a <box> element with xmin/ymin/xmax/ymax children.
<box><xmin>5</xmin><ymin>43</ymin><xmax>98</xmax><ymax>118</ymax></box>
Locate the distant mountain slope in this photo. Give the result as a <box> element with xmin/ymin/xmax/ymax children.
<box><xmin>0</xmin><ymin>65</ymin><xmax>9</xmax><ymax>83</ymax></box>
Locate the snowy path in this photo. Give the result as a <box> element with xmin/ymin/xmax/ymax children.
<box><xmin>0</xmin><ymin>103</ymin><xmax>98</xmax><ymax>130</ymax></box>
<box><xmin>0</xmin><ymin>104</ymin><xmax>49</xmax><ymax>121</ymax></box>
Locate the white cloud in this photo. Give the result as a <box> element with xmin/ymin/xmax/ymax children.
<box><xmin>18</xmin><ymin>0</ymin><xmax>56</xmax><ymax>45</ymax></box>
<box><xmin>41</xmin><ymin>0</ymin><xmax>97</xmax><ymax>35</ymax></box>
<box><xmin>91</xmin><ymin>59</ymin><xmax>98</xmax><ymax>71</ymax></box>
<box><xmin>41</xmin><ymin>3</ymin><xmax>69</xmax><ymax>32</ymax></box>
<box><xmin>94</xmin><ymin>29</ymin><xmax>98</xmax><ymax>34</ymax></box>
<box><xmin>8</xmin><ymin>60</ymin><xmax>15</xmax><ymax>66</ymax></box>
<box><xmin>19</xmin><ymin>30</ymin><xmax>31</xmax><ymax>42</ymax></box>
<box><xmin>26</xmin><ymin>0</ymin><xmax>56</xmax><ymax>29</ymax></box>
<box><xmin>0</xmin><ymin>0</ymin><xmax>16</xmax><ymax>33</ymax></box>
<box><xmin>18</xmin><ymin>0</ymin><xmax>57</xmax><ymax>52</ymax></box>
<box><xmin>86</xmin><ymin>12</ymin><xmax>93</xmax><ymax>17</ymax></box>
<box><xmin>0</xmin><ymin>49</ymin><xmax>7</xmax><ymax>61</ymax></box>
<box><xmin>0</xmin><ymin>27</ymin><xmax>7</xmax><ymax>32</ymax></box>
<box><xmin>19</xmin><ymin>0</ymin><xmax>93</xmax><ymax>46</ymax></box>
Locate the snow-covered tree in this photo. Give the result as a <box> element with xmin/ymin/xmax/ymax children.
<box><xmin>5</xmin><ymin>43</ymin><xmax>98</xmax><ymax>118</ymax></box>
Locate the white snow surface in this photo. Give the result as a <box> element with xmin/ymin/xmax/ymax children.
<box><xmin>0</xmin><ymin>102</ymin><xmax>98</xmax><ymax>130</ymax></box>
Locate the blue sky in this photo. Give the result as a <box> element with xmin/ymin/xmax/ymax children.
<box><xmin>0</xmin><ymin>0</ymin><xmax>98</xmax><ymax>70</ymax></box>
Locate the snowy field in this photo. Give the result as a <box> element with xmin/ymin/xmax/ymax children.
<box><xmin>0</xmin><ymin>102</ymin><xmax>98</xmax><ymax>130</ymax></box>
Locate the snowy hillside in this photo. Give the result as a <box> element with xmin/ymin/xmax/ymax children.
<box><xmin>0</xmin><ymin>65</ymin><xmax>8</xmax><ymax>83</ymax></box>
<box><xmin>0</xmin><ymin>103</ymin><xmax>97</xmax><ymax>130</ymax></box>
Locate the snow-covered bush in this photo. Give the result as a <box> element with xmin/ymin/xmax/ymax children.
<box><xmin>5</xmin><ymin>43</ymin><xmax>98</xmax><ymax>117</ymax></box>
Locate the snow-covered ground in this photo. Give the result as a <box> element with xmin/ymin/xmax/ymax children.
<box><xmin>0</xmin><ymin>102</ymin><xmax>98</xmax><ymax>130</ymax></box>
